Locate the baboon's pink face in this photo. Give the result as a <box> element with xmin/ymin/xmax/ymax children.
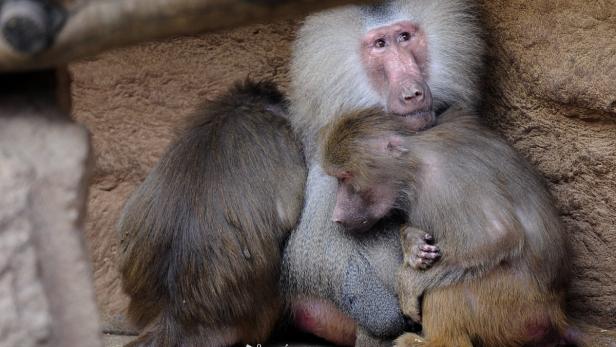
<box><xmin>362</xmin><ymin>21</ymin><xmax>434</xmax><ymax>131</ymax></box>
<box><xmin>331</xmin><ymin>172</ymin><xmax>397</xmax><ymax>233</ymax></box>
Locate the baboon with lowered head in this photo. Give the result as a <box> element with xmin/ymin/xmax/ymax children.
<box><xmin>118</xmin><ymin>80</ymin><xmax>307</xmax><ymax>347</ymax></box>
<box><xmin>320</xmin><ymin>107</ymin><xmax>577</xmax><ymax>347</ymax></box>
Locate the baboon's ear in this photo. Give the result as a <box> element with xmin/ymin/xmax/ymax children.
<box><xmin>368</xmin><ymin>133</ymin><xmax>408</xmax><ymax>159</ymax></box>
<box><xmin>384</xmin><ymin>134</ymin><xmax>409</xmax><ymax>158</ymax></box>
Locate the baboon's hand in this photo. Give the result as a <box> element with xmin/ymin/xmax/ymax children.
<box><xmin>394</xmin><ymin>333</ymin><xmax>426</xmax><ymax>347</ymax></box>
<box><xmin>402</xmin><ymin>227</ymin><xmax>441</xmax><ymax>270</ymax></box>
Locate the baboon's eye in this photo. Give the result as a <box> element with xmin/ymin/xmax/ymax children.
<box><xmin>374</xmin><ymin>38</ymin><xmax>386</xmax><ymax>48</ymax></box>
<box><xmin>398</xmin><ymin>32</ymin><xmax>411</xmax><ymax>42</ymax></box>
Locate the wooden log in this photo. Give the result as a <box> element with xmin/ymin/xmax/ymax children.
<box><xmin>0</xmin><ymin>0</ymin><xmax>374</xmax><ymax>72</ymax></box>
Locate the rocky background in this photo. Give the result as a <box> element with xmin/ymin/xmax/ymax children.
<box><xmin>69</xmin><ymin>0</ymin><xmax>616</xmax><ymax>336</ymax></box>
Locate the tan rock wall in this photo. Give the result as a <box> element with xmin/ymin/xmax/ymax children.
<box><xmin>70</xmin><ymin>0</ymin><xmax>616</xmax><ymax>332</ymax></box>
<box><xmin>480</xmin><ymin>0</ymin><xmax>616</xmax><ymax>327</ymax></box>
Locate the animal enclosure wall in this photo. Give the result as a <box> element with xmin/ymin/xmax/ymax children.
<box><xmin>69</xmin><ymin>0</ymin><xmax>616</xmax><ymax>337</ymax></box>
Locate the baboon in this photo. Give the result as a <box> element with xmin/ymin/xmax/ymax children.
<box><xmin>320</xmin><ymin>107</ymin><xmax>571</xmax><ymax>347</ymax></box>
<box><xmin>281</xmin><ymin>0</ymin><xmax>483</xmax><ymax>344</ymax></box>
<box><xmin>118</xmin><ymin>80</ymin><xmax>307</xmax><ymax>347</ymax></box>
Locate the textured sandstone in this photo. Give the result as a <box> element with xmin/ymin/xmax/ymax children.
<box><xmin>480</xmin><ymin>0</ymin><xmax>616</xmax><ymax>327</ymax></box>
<box><xmin>70</xmin><ymin>0</ymin><xmax>616</xmax><ymax>335</ymax></box>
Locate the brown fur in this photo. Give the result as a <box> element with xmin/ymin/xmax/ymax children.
<box><xmin>117</xmin><ymin>80</ymin><xmax>307</xmax><ymax>346</ymax></box>
<box><xmin>321</xmin><ymin>107</ymin><xmax>571</xmax><ymax>347</ymax></box>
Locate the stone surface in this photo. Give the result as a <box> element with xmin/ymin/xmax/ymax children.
<box><xmin>479</xmin><ymin>0</ymin><xmax>616</xmax><ymax>328</ymax></box>
<box><xmin>69</xmin><ymin>0</ymin><xmax>616</xmax><ymax>338</ymax></box>
<box><xmin>0</xmin><ymin>72</ymin><xmax>101</xmax><ymax>347</ymax></box>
